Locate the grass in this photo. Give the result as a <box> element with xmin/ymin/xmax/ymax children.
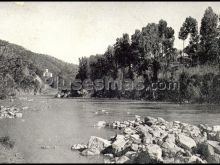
<box><xmin>0</xmin><ymin>136</ymin><xmax>15</xmax><ymax>149</ymax></box>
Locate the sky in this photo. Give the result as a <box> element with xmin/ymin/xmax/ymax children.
<box><xmin>1</xmin><ymin>2</ymin><xmax>220</xmax><ymax>64</ymax></box>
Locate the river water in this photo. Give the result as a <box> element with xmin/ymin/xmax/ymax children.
<box><xmin>0</xmin><ymin>95</ymin><xmax>219</xmax><ymax>163</ymax></box>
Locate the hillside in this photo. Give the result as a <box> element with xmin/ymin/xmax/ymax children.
<box><xmin>0</xmin><ymin>39</ymin><xmax>78</xmax><ymax>98</ymax></box>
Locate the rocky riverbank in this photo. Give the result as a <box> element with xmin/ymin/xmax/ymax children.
<box><xmin>71</xmin><ymin>115</ymin><xmax>220</xmax><ymax>163</ymax></box>
<box><xmin>0</xmin><ymin>106</ymin><xmax>23</xmax><ymax>119</ymax></box>
<box><xmin>0</xmin><ymin>136</ymin><xmax>25</xmax><ymax>163</ymax></box>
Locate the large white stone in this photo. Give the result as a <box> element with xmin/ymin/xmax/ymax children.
<box><xmin>112</xmin><ymin>135</ymin><xmax>127</xmax><ymax>153</ymax></box>
<box><xmin>95</xmin><ymin>121</ymin><xmax>106</xmax><ymax>128</ymax></box>
<box><xmin>207</xmin><ymin>140</ymin><xmax>220</xmax><ymax>155</ymax></box>
<box><xmin>87</xmin><ymin>136</ymin><xmax>111</xmax><ymax>152</ymax></box>
<box><xmin>145</xmin><ymin>144</ymin><xmax>162</xmax><ymax>161</ymax></box>
<box><xmin>115</xmin><ymin>155</ymin><xmax>130</xmax><ymax>163</ymax></box>
<box><xmin>176</xmin><ymin>134</ymin><xmax>196</xmax><ymax>150</ymax></box>
<box><xmin>213</xmin><ymin>125</ymin><xmax>220</xmax><ymax>132</ymax></box>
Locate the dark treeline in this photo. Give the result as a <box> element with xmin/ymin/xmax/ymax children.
<box><xmin>74</xmin><ymin>7</ymin><xmax>220</xmax><ymax>103</ymax></box>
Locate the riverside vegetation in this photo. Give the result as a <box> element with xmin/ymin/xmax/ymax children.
<box><xmin>73</xmin><ymin>6</ymin><xmax>220</xmax><ymax>104</ymax></box>
<box><xmin>71</xmin><ymin>115</ymin><xmax>220</xmax><ymax>163</ymax></box>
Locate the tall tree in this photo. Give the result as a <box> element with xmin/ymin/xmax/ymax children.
<box><xmin>104</xmin><ymin>46</ymin><xmax>118</xmax><ymax>78</ymax></box>
<box><xmin>75</xmin><ymin>57</ymin><xmax>88</xmax><ymax>81</ymax></box>
<box><xmin>199</xmin><ymin>7</ymin><xmax>219</xmax><ymax>64</ymax></box>
<box><xmin>158</xmin><ymin>19</ymin><xmax>168</xmax><ymax>57</ymax></box>
<box><xmin>179</xmin><ymin>16</ymin><xmax>199</xmax><ymax>65</ymax></box>
<box><xmin>130</xmin><ymin>29</ymin><xmax>144</xmax><ymax>75</ymax></box>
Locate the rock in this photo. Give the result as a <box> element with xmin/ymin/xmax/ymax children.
<box><xmin>149</xmin><ymin>126</ymin><xmax>167</xmax><ymax>138</ymax></box>
<box><xmin>123</xmin><ymin>121</ymin><xmax>130</xmax><ymax>127</ymax></box>
<box><xmin>135</xmin><ymin>125</ymin><xmax>151</xmax><ymax>136</ymax></box>
<box><xmin>123</xmin><ymin>127</ymin><xmax>135</xmax><ymax>135</ymax></box>
<box><xmin>104</xmin><ymin>153</ymin><xmax>114</xmax><ymax>158</ymax></box>
<box><xmin>130</xmin><ymin>134</ymin><xmax>141</xmax><ymax>144</ymax></box>
<box><xmin>104</xmin><ymin>157</ymin><xmax>115</xmax><ymax>164</ymax></box>
<box><xmin>125</xmin><ymin>151</ymin><xmax>136</xmax><ymax>159</ymax></box>
<box><xmin>115</xmin><ymin>155</ymin><xmax>130</xmax><ymax>163</ymax></box>
<box><xmin>135</xmin><ymin>144</ymin><xmax>162</xmax><ymax>163</ymax></box>
<box><xmin>188</xmin><ymin>155</ymin><xmax>206</xmax><ymax>163</ymax></box>
<box><xmin>199</xmin><ymin>124</ymin><xmax>213</xmax><ymax>135</ymax></box>
<box><xmin>143</xmin><ymin>133</ymin><xmax>153</xmax><ymax>144</ymax></box>
<box><xmin>197</xmin><ymin>142</ymin><xmax>220</xmax><ymax>163</ymax></box>
<box><xmin>81</xmin><ymin>148</ymin><xmax>100</xmax><ymax>156</ymax></box>
<box><xmin>7</xmin><ymin>111</ymin><xmax>15</xmax><ymax>116</ymax></box>
<box><xmin>157</xmin><ymin>117</ymin><xmax>166</xmax><ymax>124</ymax></box>
<box><xmin>209</xmin><ymin>153</ymin><xmax>220</xmax><ymax>163</ymax></box>
<box><xmin>174</xmin><ymin>155</ymin><xmax>191</xmax><ymax>163</ymax></box>
<box><xmin>96</xmin><ymin>121</ymin><xmax>106</xmax><ymax>128</ymax></box>
<box><xmin>131</xmin><ymin>143</ymin><xmax>139</xmax><ymax>151</ymax></box>
<box><xmin>15</xmin><ymin>113</ymin><xmax>22</xmax><ymax>118</ymax></box>
<box><xmin>207</xmin><ymin>132</ymin><xmax>217</xmax><ymax>141</ymax></box>
<box><xmin>87</xmin><ymin>136</ymin><xmax>111</xmax><ymax>153</ymax></box>
<box><xmin>118</xmin><ymin>123</ymin><xmax>127</xmax><ymax>129</ymax></box>
<box><xmin>182</xmin><ymin>125</ymin><xmax>201</xmax><ymax>138</ymax></box>
<box><xmin>207</xmin><ymin>140</ymin><xmax>220</xmax><ymax>155</ymax></box>
<box><xmin>216</xmin><ymin>132</ymin><xmax>220</xmax><ymax>142</ymax></box>
<box><xmin>71</xmin><ymin>144</ymin><xmax>87</xmax><ymax>151</ymax></box>
<box><xmin>135</xmin><ymin>115</ymin><xmax>141</xmax><ymax>122</ymax></box>
<box><xmin>22</xmin><ymin>107</ymin><xmax>28</xmax><ymax>110</ymax></box>
<box><xmin>112</xmin><ymin>135</ymin><xmax>128</xmax><ymax>154</ymax></box>
<box><xmin>163</xmin><ymin>157</ymin><xmax>175</xmax><ymax>163</ymax></box>
<box><xmin>176</xmin><ymin>133</ymin><xmax>196</xmax><ymax>150</ymax></box>
<box><xmin>173</xmin><ymin>120</ymin><xmax>181</xmax><ymax>125</ymax></box>
<box><xmin>213</xmin><ymin>125</ymin><xmax>220</xmax><ymax>132</ymax></box>
<box><xmin>145</xmin><ymin>144</ymin><xmax>162</xmax><ymax>161</ymax></box>
<box><xmin>104</xmin><ymin>158</ymin><xmax>115</xmax><ymax>164</ymax></box>
<box><xmin>55</xmin><ymin>93</ymin><xmax>61</xmax><ymax>98</ymax></box>
<box><xmin>198</xmin><ymin>142</ymin><xmax>214</xmax><ymax>158</ymax></box>
<box><xmin>163</xmin><ymin>134</ymin><xmax>176</xmax><ymax>144</ymax></box>
<box><xmin>161</xmin><ymin>141</ymin><xmax>185</xmax><ymax>157</ymax></box>
<box><xmin>144</xmin><ymin>116</ymin><xmax>157</xmax><ymax>126</ymax></box>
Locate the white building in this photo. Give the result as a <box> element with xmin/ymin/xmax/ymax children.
<box><xmin>43</xmin><ymin>69</ymin><xmax>53</xmax><ymax>78</ymax></box>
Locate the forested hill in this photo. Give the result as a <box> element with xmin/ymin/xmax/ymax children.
<box><xmin>0</xmin><ymin>39</ymin><xmax>78</xmax><ymax>78</ymax></box>
<box><xmin>0</xmin><ymin>39</ymin><xmax>78</xmax><ymax>98</ymax></box>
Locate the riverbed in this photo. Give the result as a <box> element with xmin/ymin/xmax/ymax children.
<box><xmin>0</xmin><ymin>95</ymin><xmax>219</xmax><ymax>163</ymax></box>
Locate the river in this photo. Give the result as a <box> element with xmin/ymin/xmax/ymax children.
<box><xmin>0</xmin><ymin>94</ymin><xmax>219</xmax><ymax>163</ymax></box>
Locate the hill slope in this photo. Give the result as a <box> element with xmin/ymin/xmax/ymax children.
<box><xmin>0</xmin><ymin>39</ymin><xmax>78</xmax><ymax>98</ymax></box>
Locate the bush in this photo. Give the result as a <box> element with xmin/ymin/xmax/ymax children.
<box><xmin>0</xmin><ymin>136</ymin><xmax>15</xmax><ymax>149</ymax></box>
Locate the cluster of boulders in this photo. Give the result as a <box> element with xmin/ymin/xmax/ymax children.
<box><xmin>0</xmin><ymin>106</ymin><xmax>23</xmax><ymax>119</ymax></box>
<box><xmin>55</xmin><ymin>92</ymin><xmax>71</xmax><ymax>98</ymax></box>
<box><xmin>71</xmin><ymin>115</ymin><xmax>220</xmax><ymax>163</ymax></box>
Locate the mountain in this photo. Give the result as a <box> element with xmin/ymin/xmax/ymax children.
<box><xmin>0</xmin><ymin>39</ymin><xmax>78</xmax><ymax>98</ymax></box>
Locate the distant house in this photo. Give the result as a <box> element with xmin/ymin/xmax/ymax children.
<box><xmin>43</xmin><ymin>69</ymin><xmax>53</xmax><ymax>78</ymax></box>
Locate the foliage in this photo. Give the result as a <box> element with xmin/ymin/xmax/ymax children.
<box><xmin>0</xmin><ymin>39</ymin><xmax>78</xmax><ymax>98</ymax></box>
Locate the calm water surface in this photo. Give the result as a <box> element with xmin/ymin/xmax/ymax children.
<box><xmin>0</xmin><ymin>95</ymin><xmax>219</xmax><ymax>163</ymax></box>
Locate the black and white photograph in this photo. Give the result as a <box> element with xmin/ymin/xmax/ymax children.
<box><xmin>0</xmin><ymin>1</ymin><xmax>220</xmax><ymax>163</ymax></box>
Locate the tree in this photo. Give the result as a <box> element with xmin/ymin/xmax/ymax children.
<box><xmin>104</xmin><ymin>46</ymin><xmax>118</xmax><ymax>79</ymax></box>
<box><xmin>179</xmin><ymin>17</ymin><xmax>199</xmax><ymax>58</ymax></box>
<box><xmin>179</xmin><ymin>17</ymin><xmax>199</xmax><ymax>65</ymax></box>
<box><xmin>131</xmin><ymin>29</ymin><xmax>144</xmax><ymax>75</ymax></box>
<box><xmin>114</xmin><ymin>33</ymin><xmax>131</xmax><ymax>69</ymax></box>
<box><xmin>199</xmin><ymin>7</ymin><xmax>219</xmax><ymax>64</ymax></box>
<box><xmin>75</xmin><ymin>57</ymin><xmax>88</xmax><ymax>81</ymax></box>
<box><xmin>158</xmin><ymin>19</ymin><xmax>168</xmax><ymax>57</ymax></box>
<box><xmin>141</xmin><ymin>23</ymin><xmax>160</xmax><ymax>58</ymax></box>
